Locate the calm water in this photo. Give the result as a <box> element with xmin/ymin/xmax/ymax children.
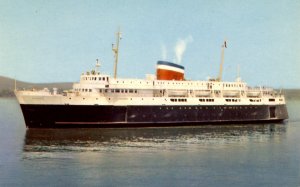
<box><xmin>0</xmin><ymin>98</ymin><xmax>299</xmax><ymax>187</ymax></box>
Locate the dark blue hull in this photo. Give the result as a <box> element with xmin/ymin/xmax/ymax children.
<box><xmin>20</xmin><ymin>104</ymin><xmax>288</xmax><ymax>128</ymax></box>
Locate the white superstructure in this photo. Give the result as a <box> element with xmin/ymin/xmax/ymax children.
<box><xmin>15</xmin><ymin>62</ymin><xmax>286</xmax><ymax>107</ymax></box>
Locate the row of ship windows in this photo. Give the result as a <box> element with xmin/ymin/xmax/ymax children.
<box><xmin>250</xmin><ymin>99</ymin><xmax>262</xmax><ymax>102</ymax></box>
<box><xmin>170</xmin><ymin>98</ymin><xmax>219</xmax><ymax>102</ymax></box>
<box><xmin>170</xmin><ymin>98</ymin><xmax>187</xmax><ymax>102</ymax></box>
<box><xmin>81</xmin><ymin>77</ymin><xmax>245</xmax><ymax>88</ymax></box>
<box><xmin>82</xmin><ymin>77</ymin><xmax>108</xmax><ymax>81</ymax></box>
<box><xmin>75</xmin><ymin>88</ymin><xmax>92</xmax><ymax>92</ymax></box>
<box><xmin>224</xmin><ymin>84</ymin><xmax>243</xmax><ymax>88</ymax></box>
<box><xmin>115</xmin><ymin>81</ymin><xmax>207</xmax><ymax>85</ymax></box>
<box><xmin>199</xmin><ymin>98</ymin><xmax>215</xmax><ymax>102</ymax></box>
<box><xmin>171</xmin><ymin>98</ymin><xmax>243</xmax><ymax>103</ymax></box>
<box><xmin>116</xmin><ymin>81</ymin><xmax>151</xmax><ymax>84</ymax></box>
<box><xmin>171</xmin><ymin>98</ymin><xmax>237</xmax><ymax>103</ymax></box>
<box><xmin>75</xmin><ymin>88</ymin><xmax>139</xmax><ymax>94</ymax></box>
<box><xmin>113</xmin><ymin>81</ymin><xmax>244</xmax><ymax>88</ymax></box>
<box><xmin>225</xmin><ymin>99</ymin><xmax>241</xmax><ymax>102</ymax></box>
<box><xmin>155</xmin><ymin>82</ymin><xmax>209</xmax><ymax>86</ymax></box>
<box><xmin>115</xmin><ymin>81</ymin><xmax>201</xmax><ymax>85</ymax></box>
<box><xmin>101</xmin><ymin>89</ymin><xmax>138</xmax><ymax>94</ymax></box>
<box><xmin>81</xmin><ymin>78</ymin><xmax>245</xmax><ymax>89</ymax></box>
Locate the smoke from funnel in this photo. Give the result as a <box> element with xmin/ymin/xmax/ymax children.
<box><xmin>174</xmin><ymin>36</ymin><xmax>193</xmax><ymax>63</ymax></box>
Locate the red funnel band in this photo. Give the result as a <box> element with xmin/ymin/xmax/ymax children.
<box><xmin>156</xmin><ymin>61</ymin><xmax>185</xmax><ymax>80</ymax></box>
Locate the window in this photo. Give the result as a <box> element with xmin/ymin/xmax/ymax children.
<box><xmin>199</xmin><ymin>99</ymin><xmax>205</xmax><ymax>102</ymax></box>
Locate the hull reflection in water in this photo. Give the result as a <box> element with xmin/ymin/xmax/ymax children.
<box><xmin>23</xmin><ymin>123</ymin><xmax>287</xmax><ymax>153</ymax></box>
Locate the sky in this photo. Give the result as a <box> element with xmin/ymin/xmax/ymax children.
<box><xmin>0</xmin><ymin>0</ymin><xmax>299</xmax><ymax>88</ymax></box>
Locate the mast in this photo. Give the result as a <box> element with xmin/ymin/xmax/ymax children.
<box><xmin>95</xmin><ymin>59</ymin><xmax>101</xmax><ymax>73</ymax></box>
<box><xmin>112</xmin><ymin>28</ymin><xmax>122</xmax><ymax>79</ymax></box>
<box><xmin>216</xmin><ymin>40</ymin><xmax>227</xmax><ymax>82</ymax></box>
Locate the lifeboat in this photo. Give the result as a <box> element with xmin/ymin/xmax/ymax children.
<box><xmin>156</xmin><ymin>61</ymin><xmax>184</xmax><ymax>81</ymax></box>
<box><xmin>195</xmin><ymin>90</ymin><xmax>211</xmax><ymax>97</ymax></box>
<box><xmin>247</xmin><ymin>91</ymin><xmax>261</xmax><ymax>97</ymax></box>
<box><xmin>223</xmin><ymin>91</ymin><xmax>239</xmax><ymax>97</ymax></box>
<box><xmin>168</xmin><ymin>90</ymin><xmax>188</xmax><ymax>97</ymax></box>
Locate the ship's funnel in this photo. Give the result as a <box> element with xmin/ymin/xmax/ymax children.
<box><xmin>156</xmin><ymin>61</ymin><xmax>185</xmax><ymax>80</ymax></box>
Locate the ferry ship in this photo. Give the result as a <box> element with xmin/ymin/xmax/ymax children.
<box><xmin>15</xmin><ymin>31</ymin><xmax>288</xmax><ymax>128</ymax></box>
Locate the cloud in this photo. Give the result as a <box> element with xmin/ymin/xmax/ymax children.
<box><xmin>174</xmin><ymin>35</ymin><xmax>193</xmax><ymax>64</ymax></box>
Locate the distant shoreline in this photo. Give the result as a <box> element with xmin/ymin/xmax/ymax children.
<box><xmin>0</xmin><ymin>76</ymin><xmax>72</xmax><ymax>97</ymax></box>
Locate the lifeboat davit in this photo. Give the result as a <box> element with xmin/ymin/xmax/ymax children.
<box><xmin>156</xmin><ymin>61</ymin><xmax>185</xmax><ymax>80</ymax></box>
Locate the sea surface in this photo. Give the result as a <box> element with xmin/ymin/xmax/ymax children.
<box><xmin>0</xmin><ymin>98</ymin><xmax>299</xmax><ymax>187</ymax></box>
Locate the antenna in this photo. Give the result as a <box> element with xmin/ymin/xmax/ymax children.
<box><xmin>112</xmin><ymin>27</ymin><xmax>122</xmax><ymax>79</ymax></box>
<box><xmin>95</xmin><ymin>59</ymin><xmax>101</xmax><ymax>73</ymax></box>
<box><xmin>216</xmin><ymin>39</ymin><xmax>227</xmax><ymax>82</ymax></box>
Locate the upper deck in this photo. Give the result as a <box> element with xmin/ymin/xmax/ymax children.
<box><xmin>15</xmin><ymin>66</ymin><xmax>286</xmax><ymax>106</ymax></box>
